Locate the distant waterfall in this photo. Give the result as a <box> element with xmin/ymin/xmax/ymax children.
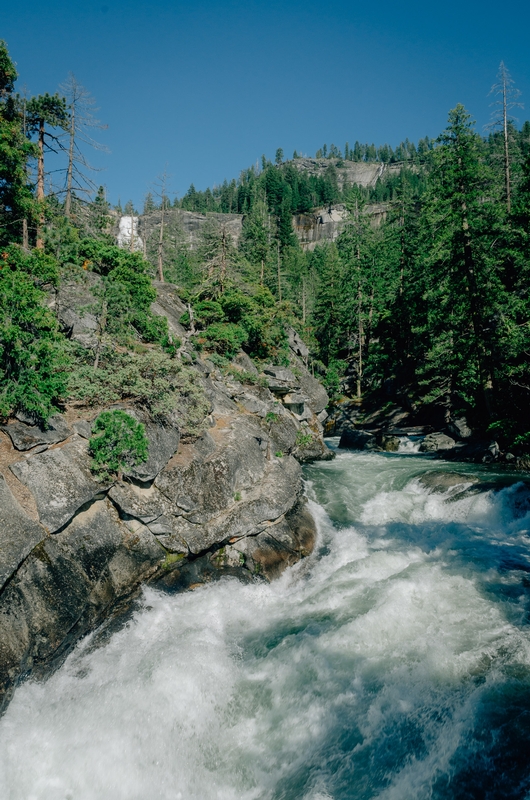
<box><xmin>117</xmin><ymin>215</ymin><xmax>143</xmax><ymax>252</ymax></box>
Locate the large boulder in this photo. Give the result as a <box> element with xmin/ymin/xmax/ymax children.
<box><xmin>418</xmin><ymin>470</ymin><xmax>479</xmax><ymax>493</ymax></box>
<box><xmin>290</xmin><ymin>355</ymin><xmax>329</xmax><ymax>414</ymax></box>
<box><xmin>263</xmin><ymin>365</ymin><xmax>298</xmax><ymax>395</ymax></box>
<box><xmin>151</xmin><ymin>282</ymin><xmax>187</xmax><ymax>340</ymax></box>
<box><xmin>0</xmin><ymin>414</ymin><xmax>72</xmax><ymax>451</ymax></box>
<box><xmin>339</xmin><ymin>428</ymin><xmax>378</xmax><ymax>450</ymax></box>
<box><xmin>10</xmin><ymin>437</ymin><xmax>111</xmax><ymax>533</ymax></box>
<box><xmin>53</xmin><ymin>277</ymin><xmax>99</xmax><ymax>348</ymax></box>
<box><xmin>419</xmin><ymin>432</ymin><xmax>456</xmax><ymax>453</ymax></box>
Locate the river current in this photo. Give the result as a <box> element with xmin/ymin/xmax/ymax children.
<box><xmin>2</xmin><ymin>442</ymin><xmax>530</xmax><ymax>799</ymax></box>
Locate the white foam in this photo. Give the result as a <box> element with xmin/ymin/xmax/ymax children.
<box><xmin>1</xmin><ymin>455</ymin><xmax>529</xmax><ymax>799</ymax></box>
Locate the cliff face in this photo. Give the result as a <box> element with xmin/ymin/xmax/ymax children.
<box><xmin>135</xmin><ymin>201</ymin><xmax>389</xmax><ymax>255</ymax></box>
<box><xmin>0</xmin><ymin>283</ymin><xmax>331</xmax><ymax>713</ymax></box>
<box><xmin>290</xmin><ymin>157</ymin><xmax>403</xmax><ymax>190</ymax></box>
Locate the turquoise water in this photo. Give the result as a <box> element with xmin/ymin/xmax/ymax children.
<box><xmin>1</xmin><ymin>445</ymin><xmax>530</xmax><ymax>799</ymax></box>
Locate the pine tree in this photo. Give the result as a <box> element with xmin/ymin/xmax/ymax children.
<box><xmin>25</xmin><ymin>93</ymin><xmax>69</xmax><ymax>248</ymax></box>
<box><xmin>0</xmin><ymin>41</ymin><xmax>36</xmax><ymax>247</ymax></box>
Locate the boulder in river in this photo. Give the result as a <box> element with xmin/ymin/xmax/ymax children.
<box><xmin>419</xmin><ymin>432</ymin><xmax>456</xmax><ymax>452</ymax></box>
<box><xmin>418</xmin><ymin>470</ymin><xmax>479</xmax><ymax>493</ymax></box>
<box><xmin>379</xmin><ymin>435</ymin><xmax>400</xmax><ymax>452</ymax></box>
<box><xmin>339</xmin><ymin>428</ymin><xmax>379</xmax><ymax>450</ymax></box>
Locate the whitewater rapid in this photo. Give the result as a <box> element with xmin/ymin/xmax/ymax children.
<box><xmin>1</xmin><ymin>445</ymin><xmax>530</xmax><ymax>799</ymax></box>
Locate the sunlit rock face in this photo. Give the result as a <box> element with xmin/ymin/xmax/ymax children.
<box><xmin>117</xmin><ymin>216</ymin><xmax>143</xmax><ymax>252</ymax></box>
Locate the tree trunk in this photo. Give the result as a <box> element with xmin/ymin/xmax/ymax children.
<box><xmin>65</xmin><ymin>106</ymin><xmax>75</xmax><ymax>217</ymax></box>
<box><xmin>157</xmin><ymin>203</ymin><xmax>165</xmax><ymax>282</ymax></box>
<box><xmin>36</xmin><ymin>118</ymin><xmax>45</xmax><ymax>250</ymax></box>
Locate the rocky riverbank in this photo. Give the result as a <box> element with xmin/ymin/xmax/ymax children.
<box><xmin>326</xmin><ymin>396</ymin><xmax>529</xmax><ymax>468</ymax></box>
<box><xmin>0</xmin><ymin>283</ymin><xmax>332</xmax><ymax>714</ymax></box>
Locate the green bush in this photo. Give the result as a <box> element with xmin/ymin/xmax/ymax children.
<box><xmin>89</xmin><ymin>410</ymin><xmax>148</xmax><ymax>480</ymax></box>
<box><xmin>2</xmin><ymin>244</ymin><xmax>59</xmax><ymax>286</ymax></box>
<box><xmin>180</xmin><ymin>300</ymin><xmax>224</xmax><ymax>329</ymax></box>
<box><xmin>0</xmin><ymin>264</ymin><xmax>68</xmax><ymax>423</ymax></box>
<box><xmin>195</xmin><ymin>322</ymin><xmax>248</xmax><ymax>358</ymax></box>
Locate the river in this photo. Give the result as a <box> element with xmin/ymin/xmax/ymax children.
<box><xmin>1</xmin><ymin>441</ymin><xmax>530</xmax><ymax>799</ymax></box>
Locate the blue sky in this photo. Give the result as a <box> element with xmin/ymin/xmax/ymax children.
<box><xmin>3</xmin><ymin>0</ymin><xmax>530</xmax><ymax>208</ymax></box>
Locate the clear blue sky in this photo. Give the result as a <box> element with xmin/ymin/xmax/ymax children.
<box><xmin>3</xmin><ymin>0</ymin><xmax>529</xmax><ymax>209</ymax></box>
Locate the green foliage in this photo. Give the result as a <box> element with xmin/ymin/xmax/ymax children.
<box><xmin>0</xmin><ymin>259</ymin><xmax>68</xmax><ymax>423</ymax></box>
<box><xmin>1</xmin><ymin>245</ymin><xmax>59</xmax><ymax>285</ymax></box>
<box><xmin>0</xmin><ymin>42</ymin><xmax>36</xmax><ymax>246</ymax></box>
<box><xmin>67</xmin><ymin>346</ymin><xmax>209</xmax><ymax>434</ymax></box>
<box><xmin>323</xmin><ymin>360</ymin><xmax>346</xmax><ymax>402</ymax></box>
<box><xmin>89</xmin><ymin>410</ymin><xmax>148</xmax><ymax>480</ymax></box>
<box><xmin>194</xmin><ymin>322</ymin><xmax>248</xmax><ymax>358</ymax></box>
<box><xmin>265</xmin><ymin>411</ymin><xmax>279</xmax><ymax>424</ymax></box>
<box><xmin>225</xmin><ymin>366</ymin><xmax>266</xmax><ymax>386</ymax></box>
<box><xmin>295</xmin><ymin>429</ymin><xmax>313</xmax><ymax>447</ymax></box>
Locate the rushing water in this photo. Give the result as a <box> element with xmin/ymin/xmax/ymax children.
<box><xmin>2</xmin><ymin>443</ymin><xmax>530</xmax><ymax>800</ymax></box>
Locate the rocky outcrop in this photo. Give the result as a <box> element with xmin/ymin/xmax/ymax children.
<box><xmin>0</xmin><ymin>284</ymin><xmax>332</xmax><ymax>713</ymax></box>
<box><xmin>419</xmin><ymin>432</ymin><xmax>456</xmax><ymax>453</ymax></box>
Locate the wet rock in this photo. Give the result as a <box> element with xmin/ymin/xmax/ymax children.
<box><xmin>418</xmin><ymin>470</ymin><xmax>479</xmax><ymax>493</ymax></box>
<box><xmin>10</xmin><ymin>438</ymin><xmax>111</xmax><ymax>533</ymax></box>
<box><xmin>1</xmin><ymin>415</ymin><xmax>72</xmax><ymax>451</ymax></box>
<box><xmin>339</xmin><ymin>429</ymin><xmax>378</xmax><ymax>450</ymax></box>
<box><xmin>441</xmin><ymin>439</ymin><xmax>501</xmax><ymax>464</ymax></box>
<box><xmin>0</xmin><ymin>475</ymin><xmax>45</xmax><ymax>591</ymax></box>
<box><xmin>380</xmin><ymin>435</ymin><xmax>400</xmax><ymax>452</ymax></box>
<box><xmin>419</xmin><ymin>432</ymin><xmax>456</xmax><ymax>452</ymax></box>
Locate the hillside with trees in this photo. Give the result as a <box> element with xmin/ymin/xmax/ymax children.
<box><xmin>1</xmin><ymin>38</ymin><xmax>530</xmax><ymax>457</ymax></box>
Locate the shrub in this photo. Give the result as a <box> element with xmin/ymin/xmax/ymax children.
<box><xmin>1</xmin><ymin>245</ymin><xmax>59</xmax><ymax>286</ymax></box>
<box><xmin>0</xmin><ymin>265</ymin><xmax>68</xmax><ymax>423</ymax></box>
<box><xmin>67</xmin><ymin>346</ymin><xmax>209</xmax><ymax>435</ymax></box>
<box><xmin>89</xmin><ymin>410</ymin><xmax>148</xmax><ymax>480</ymax></box>
<box><xmin>195</xmin><ymin>322</ymin><xmax>248</xmax><ymax>358</ymax></box>
<box><xmin>180</xmin><ymin>300</ymin><xmax>224</xmax><ymax>328</ymax></box>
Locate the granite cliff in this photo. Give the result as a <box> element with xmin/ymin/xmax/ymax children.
<box><xmin>0</xmin><ymin>282</ymin><xmax>332</xmax><ymax>713</ymax></box>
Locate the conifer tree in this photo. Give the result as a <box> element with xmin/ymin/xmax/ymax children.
<box><xmin>0</xmin><ymin>41</ymin><xmax>35</xmax><ymax>246</ymax></box>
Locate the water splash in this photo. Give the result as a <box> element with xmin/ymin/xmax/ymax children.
<box><xmin>1</xmin><ymin>452</ymin><xmax>530</xmax><ymax>799</ymax></box>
